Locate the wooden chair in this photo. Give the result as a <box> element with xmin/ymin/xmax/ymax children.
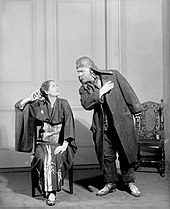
<box><xmin>31</xmin><ymin>126</ymin><xmax>74</xmax><ymax>197</ymax></box>
<box><xmin>134</xmin><ymin>100</ymin><xmax>166</xmax><ymax>177</ymax></box>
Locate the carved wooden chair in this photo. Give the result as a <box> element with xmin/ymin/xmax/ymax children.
<box><xmin>134</xmin><ymin>100</ymin><xmax>165</xmax><ymax>177</ymax></box>
<box><xmin>31</xmin><ymin>126</ymin><xmax>74</xmax><ymax>197</ymax></box>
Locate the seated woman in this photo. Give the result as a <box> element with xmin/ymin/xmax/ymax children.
<box><xmin>15</xmin><ymin>80</ymin><xmax>77</xmax><ymax>206</ymax></box>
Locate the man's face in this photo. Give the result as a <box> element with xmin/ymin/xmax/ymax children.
<box><xmin>77</xmin><ymin>67</ymin><xmax>94</xmax><ymax>84</ymax></box>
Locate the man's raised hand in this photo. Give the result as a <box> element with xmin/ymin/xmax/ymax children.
<box><xmin>99</xmin><ymin>81</ymin><xmax>114</xmax><ymax>98</ymax></box>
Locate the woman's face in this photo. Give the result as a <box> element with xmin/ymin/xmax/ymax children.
<box><xmin>47</xmin><ymin>81</ymin><xmax>60</xmax><ymax>97</ymax></box>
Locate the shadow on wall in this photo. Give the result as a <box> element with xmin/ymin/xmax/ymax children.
<box><xmin>165</xmin><ymin>138</ymin><xmax>170</xmax><ymax>159</ymax></box>
<box><xmin>74</xmin><ymin>119</ymin><xmax>98</xmax><ymax>165</ymax></box>
<box><xmin>75</xmin><ymin>119</ymin><xmax>92</xmax><ymax>145</ymax></box>
<box><xmin>167</xmin><ymin>161</ymin><xmax>170</xmax><ymax>201</ymax></box>
<box><xmin>0</xmin><ymin>126</ymin><xmax>9</xmax><ymax>149</ymax></box>
<box><xmin>0</xmin><ymin>129</ymin><xmax>3</xmax><ymax>148</ymax></box>
<box><xmin>165</xmin><ymin>141</ymin><xmax>170</xmax><ymax>198</ymax></box>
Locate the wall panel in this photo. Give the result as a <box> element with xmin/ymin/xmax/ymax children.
<box><xmin>0</xmin><ymin>0</ymin><xmax>33</xmax><ymax>83</ymax></box>
<box><xmin>106</xmin><ymin>0</ymin><xmax>120</xmax><ymax>70</ymax></box>
<box><xmin>0</xmin><ymin>0</ymin><xmax>105</xmax><ymax>167</ymax></box>
<box><xmin>0</xmin><ymin>0</ymin><xmax>167</xmax><ymax>167</ymax></box>
<box><xmin>0</xmin><ymin>0</ymin><xmax>47</xmax><ymax>167</ymax></box>
<box><xmin>45</xmin><ymin>0</ymin><xmax>106</xmax><ymax>165</ymax></box>
<box><xmin>119</xmin><ymin>0</ymin><xmax>163</xmax><ymax>102</ymax></box>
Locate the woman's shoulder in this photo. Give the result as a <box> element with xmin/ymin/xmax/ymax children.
<box><xmin>30</xmin><ymin>98</ymin><xmax>45</xmax><ymax>107</ymax></box>
<box><xmin>58</xmin><ymin>97</ymin><xmax>69</xmax><ymax>105</ymax></box>
<box><xmin>57</xmin><ymin>98</ymin><xmax>72</xmax><ymax>110</ymax></box>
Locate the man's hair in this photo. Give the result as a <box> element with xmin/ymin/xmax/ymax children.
<box><xmin>76</xmin><ymin>56</ymin><xmax>99</xmax><ymax>72</ymax></box>
<box><xmin>76</xmin><ymin>56</ymin><xmax>113</xmax><ymax>75</ymax></box>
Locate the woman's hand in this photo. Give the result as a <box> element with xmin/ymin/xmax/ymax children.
<box><xmin>20</xmin><ymin>90</ymin><xmax>42</xmax><ymax>109</ymax></box>
<box><xmin>29</xmin><ymin>90</ymin><xmax>42</xmax><ymax>101</ymax></box>
<box><xmin>43</xmin><ymin>132</ymin><xmax>53</xmax><ymax>139</ymax></box>
<box><xmin>54</xmin><ymin>141</ymin><xmax>68</xmax><ymax>155</ymax></box>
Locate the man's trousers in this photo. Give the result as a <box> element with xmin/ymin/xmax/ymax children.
<box><xmin>103</xmin><ymin>127</ymin><xmax>136</xmax><ymax>184</ymax></box>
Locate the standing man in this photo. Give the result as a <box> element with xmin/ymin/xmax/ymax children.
<box><xmin>76</xmin><ymin>56</ymin><xmax>141</xmax><ymax>197</ymax></box>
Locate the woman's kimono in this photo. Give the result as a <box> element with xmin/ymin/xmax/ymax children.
<box><xmin>15</xmin><ymin>98</ymin><xmax>77</xmax><ymax>195</ymax></box>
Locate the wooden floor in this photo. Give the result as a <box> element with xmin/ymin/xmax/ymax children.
<box><xmin>0</xmin><ymin>164</ymin><xmax>169</xmax><ymax>208</ymax></box>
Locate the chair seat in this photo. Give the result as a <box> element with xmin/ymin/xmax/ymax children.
<box><xmin>138</xmin><ymin>139</ymin><xmax>164</xmax><ymax>146</ymax></box>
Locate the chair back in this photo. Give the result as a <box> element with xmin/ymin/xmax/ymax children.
<box><xmin>135</xmin><ymin>100</ymin><xmax>164</xmax><ymax>142</ymax></box>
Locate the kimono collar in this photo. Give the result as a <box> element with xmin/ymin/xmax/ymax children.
<box><xmin>38</xmin><ymin>98</ymin><xmax>60</xmax><ymax>124</ymax></box>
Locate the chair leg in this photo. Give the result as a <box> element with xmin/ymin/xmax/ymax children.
<box><xmin>160</xmin><ymin>146</ymin><xmax>166</xmax><ymax>177</ymax></box>
<box><xmin>135</xmin><ymin>143</ymin><xmax>141</xmax><ymax>170</ymax></box>
<box><xmin>159</xmin><ymin>162</ymin><xmax>165</xmax><ymax>177</ymax></box>
<box><xmin>68</xmin><ymin>164</ymin><xmax>73</xmax><ymax>194</ymax></box>
<box><xmin>31</xmin><ymin>168</ymin><xmax>36</xmax><ymax>197</ymax></box>
<box><xmin>137</xmin><ymin>143</ymin><xmax>141</xmax><ymax>160</ymax></box>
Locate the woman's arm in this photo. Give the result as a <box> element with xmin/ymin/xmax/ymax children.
<box><xmin>20</xmin><ymin>90</ymin><xmax>42</xmax><ymax>109</ymax></box>
<box><xmin>54</xmin><ymin>99</ymin><xmax>76</xmax><ymax>155</ymax></box>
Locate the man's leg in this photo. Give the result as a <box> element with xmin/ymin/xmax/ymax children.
<box><xmin>103</xmin><ymin>135</ymin><xmax>119</xmax><ymax>183</ymax></box>
<box><xmin>96</xmin><ymin>132</ymin><xmax>118</xmax><ymax>196</ymax></box>
<box><xmin>118</xmin><ymin>147</ymin><xmax>141</xmax><ymax>197</ymax></box>
<box><xmin>119</xmin><ymin>156</ymin><xmax>136</xmax><ymax>183</ymax></box>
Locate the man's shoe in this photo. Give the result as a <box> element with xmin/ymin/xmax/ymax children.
<box><xmin>96</xmin><ymin>183</ymin><xmax>116</xmax><ymax>196</ymax></box>
<box><xmin>128</xmin><ymin>182</ymin><xmax>141</xmax><ymax>197</ymax></box>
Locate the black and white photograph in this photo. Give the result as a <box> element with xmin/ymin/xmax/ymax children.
<box><xmin>0</xmin><ymin>0</ymin><xmax>169</xmax><ymax>208</ymax></box>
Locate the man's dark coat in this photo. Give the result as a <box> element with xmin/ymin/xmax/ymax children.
<box><xmin>79</xmin><ymin>70</ymin><xmax>141</xmax><ymax>168</ymax></box>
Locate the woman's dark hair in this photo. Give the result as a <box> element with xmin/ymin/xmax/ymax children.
<box><xmin>40</xmin><ymin>80</ymin><xmax>54</xmax><ymax>100</ymax></box>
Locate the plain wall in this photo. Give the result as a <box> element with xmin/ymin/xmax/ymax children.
<box><xmin>0</xmin><ymin>0</ymin><xmax>169</xmax><ymax>167</ymax></box>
